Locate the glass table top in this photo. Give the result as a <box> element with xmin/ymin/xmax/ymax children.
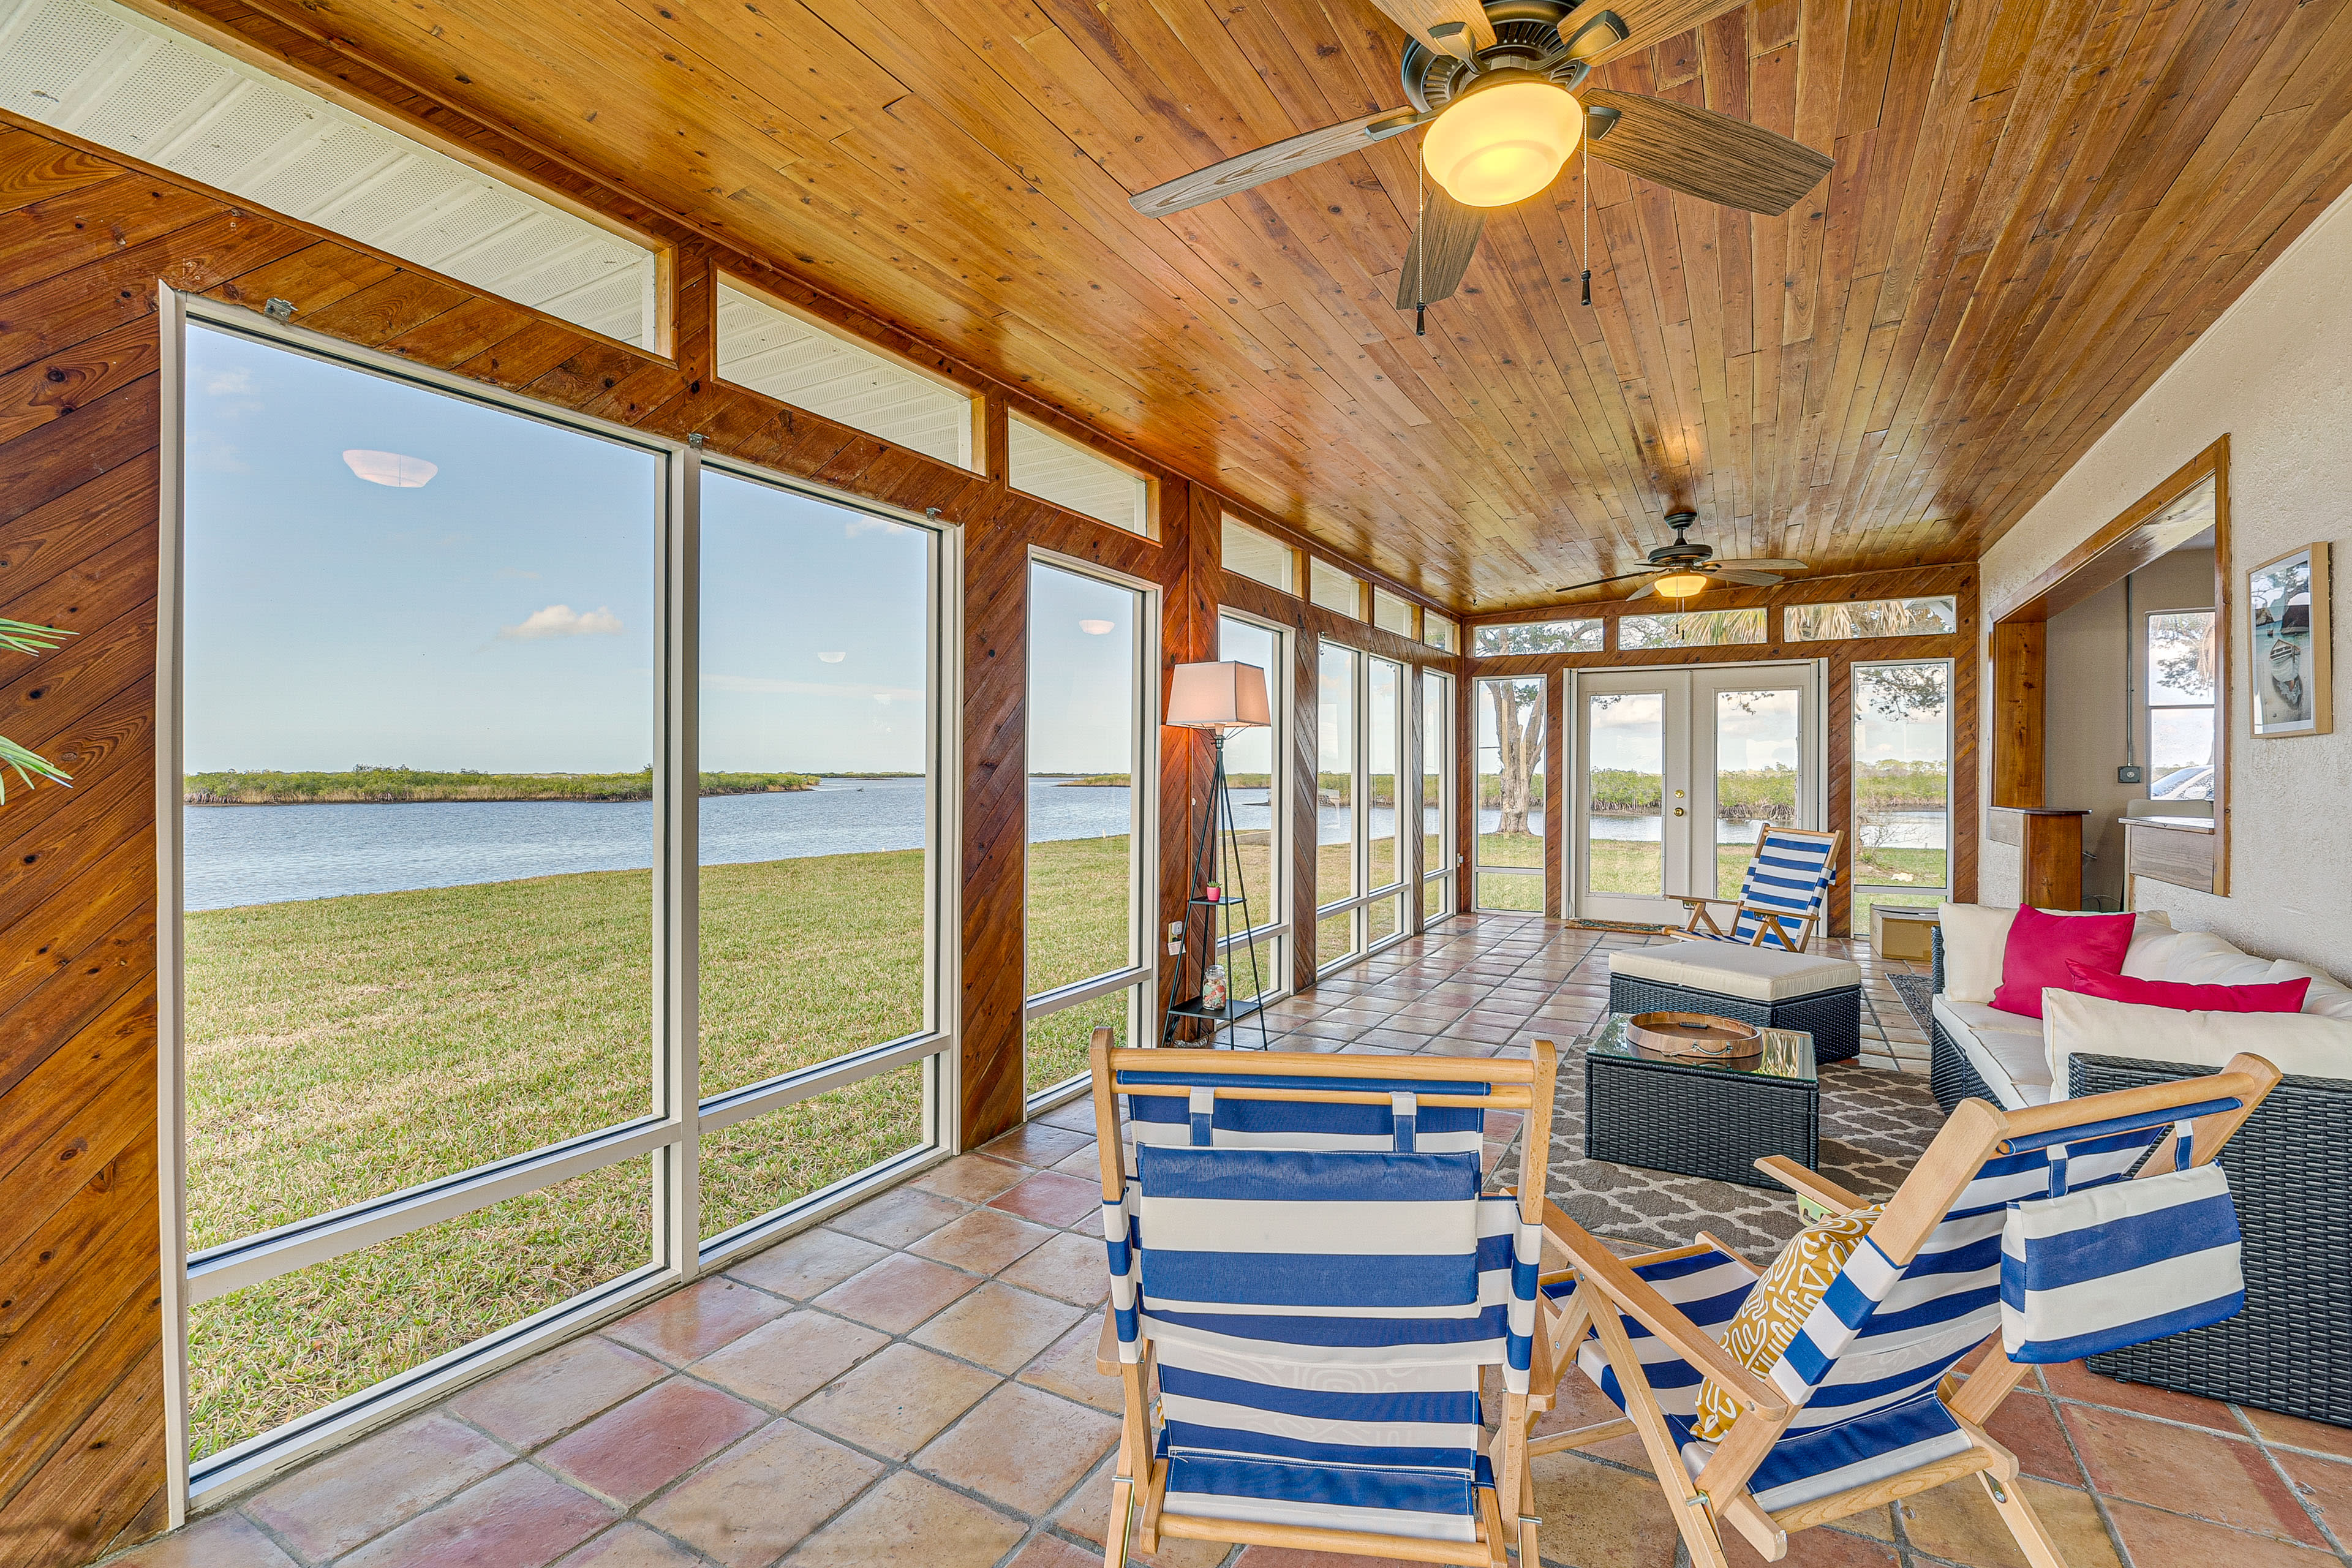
<box><xmin>1585</xmin><ymin>1012</ymin><xmax>1817</xmax><ymax>1085</ymax></box>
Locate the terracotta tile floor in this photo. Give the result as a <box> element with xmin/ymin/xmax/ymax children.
<box><xmin>105</xmin><ymin>916</ymin><xmax>2350</xmax><ymax>1568</ymax></box>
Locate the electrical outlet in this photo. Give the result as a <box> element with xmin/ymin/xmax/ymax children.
<box><xmin>2117</xmin><ymin>764</ymin><xmax>2143</xmax><ymax>784</ymax></box>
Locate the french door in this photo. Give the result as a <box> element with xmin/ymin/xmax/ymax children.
<box><xmin>1573</xmin><ymin>663</ymin><xmax>1826</xmax><ymax>925</ymax></box>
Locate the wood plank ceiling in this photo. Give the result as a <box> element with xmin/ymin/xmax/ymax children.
<box><xmin>144</xmin><ymin>0</ymin><xmax>2352</xmax><ymax>611</ymax></box>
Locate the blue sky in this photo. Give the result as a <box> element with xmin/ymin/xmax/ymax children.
<box><xmin>185</xmin><ymin>325</ymin><xmax>1128</xmax><ymax>775</ymax></box>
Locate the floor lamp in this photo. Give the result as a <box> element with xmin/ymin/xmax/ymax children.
<box><xmin>1162</xmin><ymin>660</ymin><xmax>1273</xmax><ymax>1049</ymax></box>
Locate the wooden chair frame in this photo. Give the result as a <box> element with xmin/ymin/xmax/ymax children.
<box><xmin>1087</xmin><ymin>1028</ymin><xmax>1560</xmax><ymax>1568</ymax></box>
<box><xmin>1531</xmin><ymin>1055</ymin><xmax>2282</xmax><ymax>1566</ymax></box>
<box><xmin>1670</xmin><ymin>824</ymin><xmax>1845</xmax><ymax>953</ymax></box>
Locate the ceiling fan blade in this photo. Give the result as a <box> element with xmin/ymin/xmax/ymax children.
<box><xmin>1550</xmin><ymin>568</ymin><xmax>1658</xmax><ymax>594</ymax></box>
<box><xmin>1572</xmin><ymin>0</ymin><xmax>1752</xmax><ymax>67</ymax></box>
<box><xmin>1711</xmin><ymin>570</ymin><xmax>1785</xmax><ymax>587</ymax></box>
<box><xmin>1132</xmin><ymin>107</ymin><xmax>1431</xmax><ymax>217</ymax></box>
<box><xmin>1395</xmin><ymin>186</ymin><xmax>1487</xmax><ymax>308</ymax></box>
<box><xmin>1625</xmin><ymin>579</ymin><xmax>1660</xmax><ymax>600</ymax></box>
<box><xmin>1713</xmin><ymin>558</ymin><xmax>1811</xmax><ymax>571</ymax></box>
<box><xmin>1581</xmin><ymin>90</ymin><xmax>1834</xmax><ymax>216</ymax></box>
<box><xmin>1365</xmin><ymin>0</ymin><xmax>1498</xmax><ymax>59</ymax></box>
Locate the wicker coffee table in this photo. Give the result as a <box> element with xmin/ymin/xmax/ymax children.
<box><xmin>1582</xmin><ymin>1013</ymin><xmax>1819</xmax><ymax>1188</ymax></box>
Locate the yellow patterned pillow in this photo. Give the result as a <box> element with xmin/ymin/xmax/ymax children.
<box><xmin>1691</xmin><ymin>1205</ymin><xmax>1883</xmax><ymax>1442</ymax></box>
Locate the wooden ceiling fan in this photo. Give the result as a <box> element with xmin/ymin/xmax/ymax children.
<box><xmin>1129</xmin><ymin>0</ymin><xmax>1834</xmax><ymax>314</ymax></box>
<box><xmin>1555</xmin><ymin>510</ymin><xmax>1810</xmax><ymax>598</ymax></box>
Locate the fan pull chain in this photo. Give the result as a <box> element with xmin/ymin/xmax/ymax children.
<box><xmin>1580</xmin><ymin>134</ymin><xmax>1593</xmax><ymax>307</ymax></box>
<box><xmin>1415</xmin><ymin>153</ymin><xmax>1428</xmax><ymax>338</ymax></box>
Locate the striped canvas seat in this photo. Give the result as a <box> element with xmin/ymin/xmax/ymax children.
<box><xmin>1561</xmin><ymin>1116</ymin><xmax>2207</xmax><ymax>1509</ymax></box>
<box><xmin>1693</xmin><ymin>829</ymin><xmax>1839</xmax><ymax>951</ymax></box>
<box><xmin>1535</xmin><ymin>1060</ymin><xmax>2280</xmax><ymax>1568</ymax></box>
<box><xmin>1090</xmin><ymin>1041</ymin><xmax>1559</xmax><ymax>1566</ymax></box>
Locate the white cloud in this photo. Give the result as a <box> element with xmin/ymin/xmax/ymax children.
<box><xmin>843</xmin><ymin>517</ymin><xmax>911</xmax><ymax>539</ymax></box>
<box><xmin>205</xmin><ymin>368</ymin><xmax>253</xmax><ymax>396</ymax></box>
<box><xmin>704</xmin><ymin>673</ymin><xmax>921</xmax><ymax>706</ymax></box>
<box><xmin>500</xmin><ymin>604</ymin><xmax>624</xmax><ymax>640</ymax></box>
<box><xmin>817</xmin><ymin>652</ymin><xmax>846</xmax><ymax>663</ymax></box>
<box><xmin>344</xmin><ymin>450</ymin><xmax>439</xmax><ymax>488</ymax></box>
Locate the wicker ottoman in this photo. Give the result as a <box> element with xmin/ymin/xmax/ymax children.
<box><xmin>1606</xmin><ymin>943</ymin><xmax>1863</xmax><ymax>1064</ymax></box>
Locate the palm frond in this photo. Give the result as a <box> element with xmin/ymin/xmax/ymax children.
<box><xmin>0</xmin><ymin>736</ymin><xmax>72</xmax><ymax>800</ymax></box>
<box><xmin>0</xmin><ymin>617</ymin><xmax>75</xmax><ymax>656</ymax></box>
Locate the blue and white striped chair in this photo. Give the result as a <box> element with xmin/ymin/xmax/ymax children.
<box><xmin>1672</xmin><ymin>825</ymin><xmax>1843</xmax><ymax>952</ymax></box>
<box><xmin>1087</xmin><ymin>1030</ymin><xmax>1559</xmax><ymax>1567</ymax></box>
<box><xmin>1535</xmin><ymin>1054</ymin><xmax>2280</xmax><ymax>1568</ymax></box>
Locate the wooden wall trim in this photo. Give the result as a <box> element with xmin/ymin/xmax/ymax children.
<box><xmin>1989</xmin><ymin>622</ymin><xmax>2048</xmax><ymax>811</ymax></box>
<box><xmin>1992</xmin><ymin>437</ymin><xmax>2233</xmax><ymax>624</ymax></box>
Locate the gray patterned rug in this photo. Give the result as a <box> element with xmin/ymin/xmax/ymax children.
<box><xmin>1528</xmin><ymin>1042</ymin><xmax>1945</xmax><ymax>1256</ymax></box>
<box><xmin>1891</xmin><ymin>972</ymin><xmax>1937</xmax><ymax>1033</ymax></box>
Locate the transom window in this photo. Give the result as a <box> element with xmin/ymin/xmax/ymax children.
<box><xmin>1787</xmin><ymin>597</ymin><xmax>1958</xmax><ymax>641</ymax></box>
<box><xmin>1474</xmin><ymin>619</ymin><xmax>1601</xmax><ymax>655</ymax></box>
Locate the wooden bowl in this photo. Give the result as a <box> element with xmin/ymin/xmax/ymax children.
<box><xmin>1626</xmin><ymin>1011</ymin><xmax>1763</xmax><ymax>1063</ymax></box>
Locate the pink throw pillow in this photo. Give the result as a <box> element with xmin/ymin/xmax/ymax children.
<box><xmin>2064</xmin><ymin>962</ymin><xmax>2310</xmax><ymax>1015</ymax></box>
<box><xmin>1990</xmin><ymin>908</ymin><xmax>2135</xmax><ymax>1018</ymax></box>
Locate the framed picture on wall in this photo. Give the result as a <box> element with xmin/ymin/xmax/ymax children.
<box><xmin>2248</xmin><ymin>543</ymin><xmax>2332</xmax><ymax>737</ymax></box>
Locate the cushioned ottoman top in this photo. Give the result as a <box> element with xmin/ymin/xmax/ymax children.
<box><xmin>1608</xmin><ymin>942</ymin><xmax>1863</xmax><ymax>1002</ymax></box>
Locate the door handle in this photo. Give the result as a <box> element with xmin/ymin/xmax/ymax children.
<box><xmin>1673</xmin><ymin>807</ymin><xmax>1686</xmax><ymax>816</ymax></box>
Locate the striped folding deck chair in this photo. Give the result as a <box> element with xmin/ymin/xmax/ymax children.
<box><xmin>1671</xmin><ymin>825</ymin><xmax>1843</xmax><ymax>952</ymax></box>
<box><xmin>1530</xmin><ymin>1053</ymin><xmax>2281</xmax><ymax>1567</ymax></box>
<box><xmin>1087</xmin><ymin>1029</ymin><xmax>1559</xmax><ymax>1567</ymax></box>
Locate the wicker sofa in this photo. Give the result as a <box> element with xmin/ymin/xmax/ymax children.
<box><xmin>1928</xmin><ymin>919</ymin><xmax>2352</xmax><ymax>1426</ymax></box>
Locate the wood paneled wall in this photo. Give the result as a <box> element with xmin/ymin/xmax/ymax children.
<box><xmin>1457</xmin><ymin>562</ymin><xmax>1981</xmax><ymax>931</ymax></box>
<box><xmin>0</xmin><ymin>110</ymin><xmax>1457</xmax><ymax>1560</ymax></box>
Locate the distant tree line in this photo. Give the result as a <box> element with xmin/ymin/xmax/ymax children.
<box><xmin>186</xmin><ymin>765</ymin><xmax>818</xmax><ymax>804</ymax></box>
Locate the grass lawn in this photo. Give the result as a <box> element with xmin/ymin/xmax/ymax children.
<box><xmin>186</xmin><ymin>836</ymin><xmax>1121</xmax><ymax>1458</ymax></box>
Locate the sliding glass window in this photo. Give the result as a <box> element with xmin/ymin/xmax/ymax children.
<box><xmin>167</xmin><ymin>301</ymin><xmax>950</xmax><ymax>1504</ymax></box>
<box><xmin>1217</xmin><ymin>613</ymin><xmax>1288</xmax><ymax>1006</ymax></box>
<box><xmin>1314</xmin><ymin>644</ymin><xmax>1409</xmax><ymax>970</ymax></box>
<box><xmin>1850</xmin><ymin>660</ymin><xmax>1953</xmax><ymax>926</ymax></box>
<box><xmin>1023</xmin><ymin>559</ymin><xmax>1152</xmax><ymax>1098</ymax></box>
<box><xmin>1422</xmin><ymin>672</ymin><xmax>1455</xmax><ymax>919</ymax></box>
<box><xmin>1475</xmin><ymin>676</ymin><xmax>1547</xmax><ymax>911</ymax></box>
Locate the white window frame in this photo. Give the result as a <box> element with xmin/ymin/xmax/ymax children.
<box><xmin>1419</xmin><ymin>669</ymin><xmax>1457</xmax><ymax>924</ymax></box>
<box><xmin>156</xmin><ymin>290</ymin><xmax>960</xmax><ymax>1520</ymax></box>
<box><xmin>1471</xmin><ymin>673</ymin><xmax>1548</xmax><ymax>913</ymax></box>
<box><xmin>1213</xmin><ymin>609</ymin><xmax>1295</xmax><ymax>1003</ymax></box>
<box><xmin>1019</xmin><ymin>551</ymin><xmax>1159</xmax><ymax>1110</ymax></box>
<box><xmin>1316</xmin><ymin>642</ymin><xmax>1410</xmax><ymax>974</ymax></box>
<box><xmin>2143</xmin><ymin>607</ymin><xmax>2217</xmax><ymax>795</ymax></box>
<box><xmin>1848</xmin><ymin>656</ymin><xmax>1956</xmax><ymax>913</ymax></box>
<box><xmin>1007</xmin><ymin>412</ymin><xmax>1153</xmax><ymax>537</ymax></box>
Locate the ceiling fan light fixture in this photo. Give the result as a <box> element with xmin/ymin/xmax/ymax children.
<box><xmin>1422</xmin><ymin>80</ymin><xmax>1582</xmax><ymax>208</ymax></box>
<box><xmin>1653</xmin><ymin>570</ymin><xmax>1711</xmax><ymax>600</ymax></box>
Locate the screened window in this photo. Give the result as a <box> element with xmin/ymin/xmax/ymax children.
<box><xmin>1422</xmin><ymin>673</ymin><xmax>1455</xmax><ymax>919</ymax></box>
<box><xmin>1216</xmin><ymin>614</ymin><xmax>1287</xmax><ymax>1007</ymax></box>
<box><xmin>1311</xmin><ymin>559</ymin><xmax>1363</xmax><ymax>619</ymax></box>
<box><xmin>1475</xmin><ymin>676</ymin><xmax>1545</xmax><ymax>911</ymax></box>
<box><xmin>1316</xmin><ymin>644</ymin><xmax>1357</xmax><ymax>968</ymax></box>
<box><xmin>1787</xmin><ymin>597</ymin><xmax>1958</xmax><ymax>641</ymax></box>
<box><xmin>1475</xmin><ymin>619</ymin><xmax>1602</xmax><ymax>656</ymax></box>
<box><xmin>1224</xmin><ymin>518</ymin><xmax>1295</xmax><ymax>593</ymax></box>
<box><xmin>1619</xmin><ymin>609</ymin><xmax>1767</xmax><ymax>649</ymax></box>
<box><xmin>169</xmin><ymin>304</ymin><xmax>949</xmax><ymax>1496</ymax></box>
<box><xmin>1372</xmin><ymin>587</ymin><xmax>1415</xmax><ymax>638</ymax></box>
<box><xmin>1023</xmin><ymin>560</ymin><xmax>1150</xmax><ymax>1096</ymax></box>
<box><xmin>4</xmin><ymin>0</ymin><xmax>657</xmax><ymax>343</ymax></box>
<box><xmin>1423</xmin><ymin>612</ymin><xmax>1457</xmax><ymax>652</ymax></box>
<box><xmin>1009</xmin><ymin>415</ymin><xmax>1149</xmax><ymax>535</ymax></box>
<box><xmin>1851</xmin><ymin>661</ymin><xmax>1953</xmax><ymax>926</ymax></box>
<box><xmin>716</xmin><ymin>281</ymin><xmax>978</xmax><ymax>470</ymax></box>
<box><xmin>2147</xmin><ymin>610</ymin><xmax>2217</xmax><ymax>799</ymax></box>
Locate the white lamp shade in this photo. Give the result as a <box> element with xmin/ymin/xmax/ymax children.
<box><xmin>1167</xmin><ymin>662</ymin><xmax>1272</xmax><ymax>729</ymax></box>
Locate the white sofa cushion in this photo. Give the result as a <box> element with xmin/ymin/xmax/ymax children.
<box><xmin>1609</xmin><ymin>943</ymin><xmax>1861</xmax><ymax>1001</ymax></box>
<box><xmin>2044</xmin><ymin>990</ymin><xmax>2352</xmax><ymax>1095</ymax></box>
<box><xmin>2264</xmin><ymin>960</ymin><xmax>2352</xmax><ymax>1020</ymax></box>
<box><xmin>1932</xmin><ymin>994</ymin><xmax>2054</xmax><ymax>1108</ymax></box>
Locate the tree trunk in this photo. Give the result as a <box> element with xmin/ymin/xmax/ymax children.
<box><xmin>1488</xmin><ymin>681</ymin><xmax>1545</xmax><ymax>836</ymax></box>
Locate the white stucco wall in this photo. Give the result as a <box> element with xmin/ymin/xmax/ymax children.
<box><xmin>1978</xmin><ymin>184</ymin><xmax>2352</xmax><ymax>971</ymax></box>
